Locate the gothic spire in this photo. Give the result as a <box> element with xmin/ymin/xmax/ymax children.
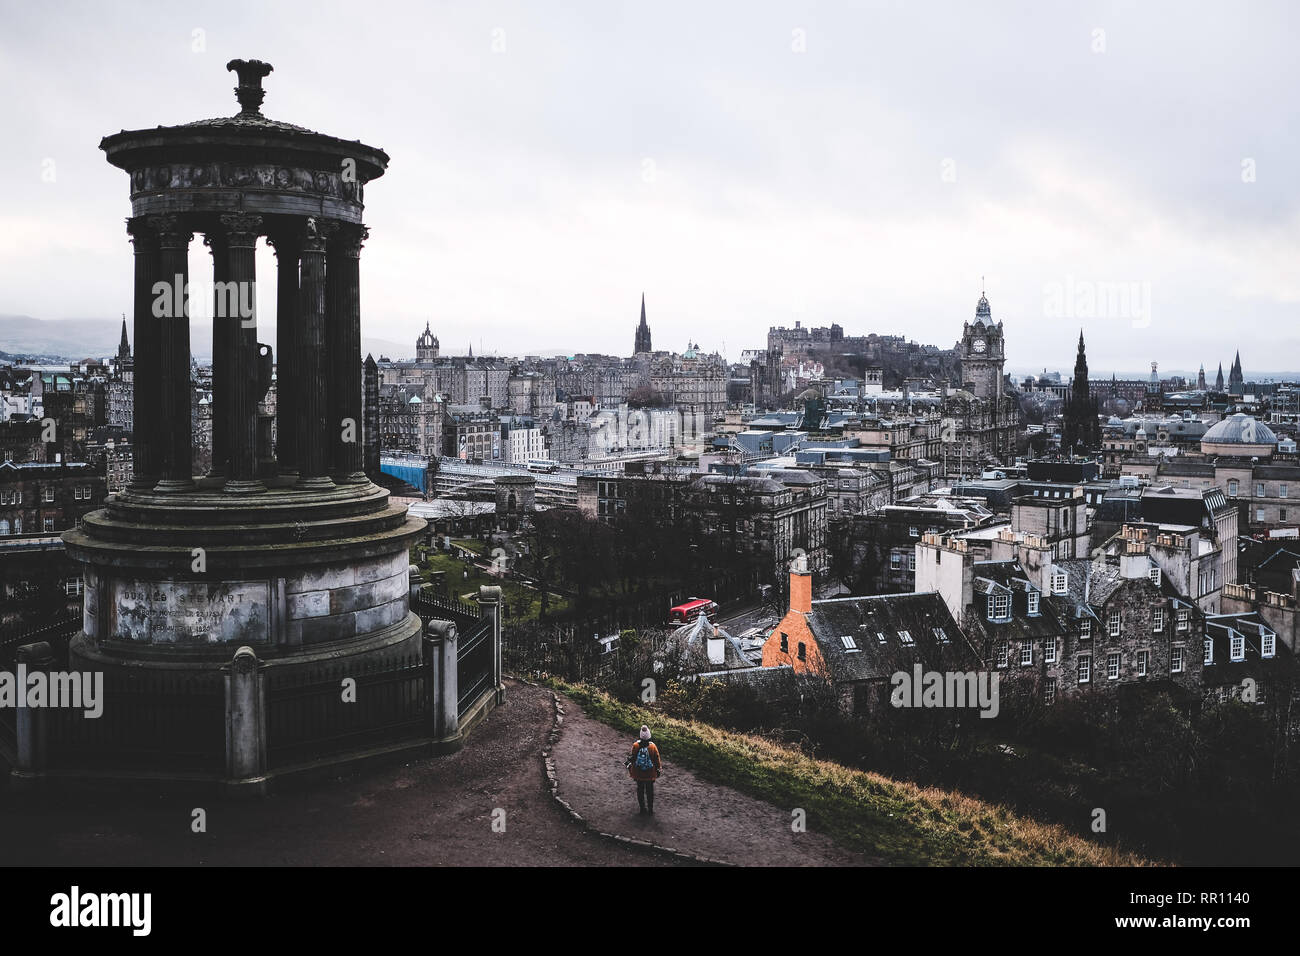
<box><xmin>634</xmin><ymin>292</ymin><xmax>652</xmax><ymax>354</ymax></box>
<box><xmin>117</xmin><ymin>314</ymin><xmax>131</xmax><ymax>362</ymax></box>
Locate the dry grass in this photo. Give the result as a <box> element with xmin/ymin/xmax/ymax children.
<box><xmin>552</xmin><ymin>679</ymin><xmax>1156</xmax><ymax>867</ymax></box>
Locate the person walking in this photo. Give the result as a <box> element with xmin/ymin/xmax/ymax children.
<box><xmin>625</xmin><ymin>724</ymin><xmax>662</xmax><ymax>815</ymax></box>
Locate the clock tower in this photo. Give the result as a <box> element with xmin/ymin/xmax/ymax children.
<box><xmin>959</xmin><ymin>291</ymin><xmax>1006</xmax><ymax>400</ymax></box>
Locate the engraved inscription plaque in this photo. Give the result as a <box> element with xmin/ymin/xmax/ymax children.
<box><xmin>111</xmin><ymin>579</ymin><xmax>271</xmax><ymax>644</ymax></box>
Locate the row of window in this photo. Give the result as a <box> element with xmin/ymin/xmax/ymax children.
<box><xmin>0</xmin><ymin>516</ymin><xmax>63</xmax><ymax>534</ymax></box>
<box><xmin>1032</xmin><ymin>633</ymin><xmax>1277</xmax><ymax>685</ymax></box>
<box><xmin>0</xmin><ymin>485</ymin><xmax>94</xmax><ymax>505</ymax></box>
<box><xmin>1000</xmin><ymin>643</ymin><xmax>1195</xmax><ymax>676</ymax></box>
<box><xmin>7</xmin><ymin>577</ymin><xmax>83</xmax><ymax>597</ymax></box>
<box><xmin>1206</xmin><ymin>631</ymin><xmax>1276</xmax><ymax>663</ymax></box>
<box><xmin>890</xmin><ymin>551</ymin><xmax>916</xmax><ymax>572</ymax></box>
<box><xmin>1227</xmin><ymin>479</ymin><xmax>1290</xmax><ymax>498</ymax></box>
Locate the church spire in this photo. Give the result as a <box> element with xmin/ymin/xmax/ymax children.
<box><xmin>1228</xmin><ymin>350</ymin><xmax>1244</xmax><ymax>395</ymax></box>
<box><xmin>634</xmin><ymin>292</ymin><xmax>652</xmax><ymax>354</ymax></box>
<box><xmin>1062</xmin><ymin>330</ymin><xmax>1098</xmax><ymax>455</ymax></box>
<box><xmin>117</xmin><ymin>313</ymin><xmax>132</xmax><ymax>367</ymax></box>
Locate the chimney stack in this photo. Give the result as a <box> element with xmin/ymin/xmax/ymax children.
<box><xmin>789</xmin><ymin>553</ymin><xmax>812</xmax><ymax>614</ymax></box>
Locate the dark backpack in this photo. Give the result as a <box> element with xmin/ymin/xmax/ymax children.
<box><xmin>634</xmin><ymin>741</ymin><xmax>655</xmax><ymax>772</ymax></box>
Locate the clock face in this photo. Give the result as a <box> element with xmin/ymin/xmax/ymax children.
<box><xmin>972</xmin><ymin>338</ymin><xmax>987</xmax><ymax>353</ymax></box>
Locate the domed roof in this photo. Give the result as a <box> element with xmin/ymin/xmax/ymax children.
<box><xmin>1203</xmin><ymin>413</ymin><xmax>1276</xmax><ymax>445</ymax></box>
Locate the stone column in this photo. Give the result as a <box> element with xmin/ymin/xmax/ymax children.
<box><xmin>424</xmin><ymin>619</ymin><xmax>459</xmax><ymax>744</ymax></box>
<box><xmin>151</xmin><ymin>214</ymin><xmax>195</xmax><ymax>493</ymax></box>
<box><xmin>224</xmin><ymin>645</ymin><xmax>267</xmax><ymax>793</ymax></box>
<box><xmin>268</xmin><ymin>232</ymin><xmax>301</xmax><ymax>480</ymax></box>
<box><xmin>14</xmin><ymin>642</ymin><xmax>53</xmax><ymax>774</ymax></box>
<box><xmin>326</xmin><ymin>222</ymin><xmax>367</xmax><ymax>484</ymax></box>
<box><xmin>296</xmin><ymin>218</ymin><xmax>333</xmax><ymax>489</ymax></box>
<box><xmin>479</xmin><ymin>585</ymin><xmax>506</xmax><ymax>704</ymax></box>
<box><xmin>204</xmin><ymin>231</ymin><xmax>231</xmax><ymax>479</ymax></box>
<box><xmin>125</xmin><ymin>217</ymin><xmax>162</xmax><ymax>492</ymax></box>
<box><xmin>219</xmin><ymin>213</ymin><xmax>266</xmax><ymax>494</ymax></box>
<box><xmin>364</xmin><ymin>353</ymin><xmax>380</xmax><ymax>480</ymax></box>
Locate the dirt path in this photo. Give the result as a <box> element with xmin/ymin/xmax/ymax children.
<box><xmin>0</xmin><ymin>680</ymin><xmax>684</xmax><ymax>867</ymax></box>
<box><xmin>551</xmin><ymin>694</ymin><xmax>874</xmax><ymax>866</ymax></box>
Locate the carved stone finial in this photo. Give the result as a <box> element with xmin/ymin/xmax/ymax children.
<box><xmin>226</xmin><ymin>59</ymin><xmax>274</xmax><ymax>117</ymax></box>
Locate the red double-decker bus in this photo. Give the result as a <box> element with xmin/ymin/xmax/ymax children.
<box><xmin>668</xmin><ymin>598</ymin><xmax>718</xmax><ymax>625</ymax></box>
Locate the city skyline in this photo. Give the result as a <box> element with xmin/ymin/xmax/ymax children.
<box><xmin>3</xmin><ymin>2</ymin><xmax>1299</xmax><ymax>369</ymax></box>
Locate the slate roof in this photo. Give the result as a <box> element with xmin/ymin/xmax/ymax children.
<box><xmin>804</xmin><ymin>591</ymin><xmax>975</xmax><ymax>682</ymax></box>
<box><xmin>677</xmin><ymin>614</ymin><xmax>755</xmax><ymax>668</ymax></box>
<box><xmin>1255</xmin><ymin>544</ymin><xmax>1300</xmax><ymax>571</ymax></box>
<box><xmin>1203</xmin><ymin>611</ymin><xmax>1289</xmax><ymax>684</ymax></box>
<box><xmin>1253</xmin><ymin>464</ymin><xmax>1300</xmax><ymax>479</ymax></box>
<box><xmin>1052</xmin><ymin>559</ymin><xmax>1124</xmax><ymax>613</ymax></box>
<box><xmin>969</xmin><ymin>561</ymin><xmax>1069</xmax><ymax>642</ymax></box>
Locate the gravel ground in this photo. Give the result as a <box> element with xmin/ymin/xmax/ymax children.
<box><xmin>0</xmin><ymin>680</ymin><xmax>684</xmax><ymax>867</ymax></box>
<box><xmin>551</xmin><ymin>696</ymin><xmax>874</xmax><ymax>866</ymax></box>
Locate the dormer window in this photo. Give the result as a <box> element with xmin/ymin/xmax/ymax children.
<box><xmin>1148</xmin><ymin>567</ymin><xmax>1161</xmax><ymax>586</ymax></box>
<box><xmin>898</xmin><ymin>630</ymin><xmax>914</xmax><ymax>646</ymax></box>
<box><xmin>987</xmin><ymin>591</ymin><xmax>1010</xmax><ymax>621</ymax></box>
<box><xmin>1263</xmin><ymin>631</ymin><xmax>1276</xmax><ymax>658</ymax></box>
<box><xmin>1027</xmin><ymin>591</ymin><xmax>1040</xmax><ymax>615</ymax></box>
<box><xmin>1230</xmin><ymin>633</ymin><xmax>1244</xmax><ymax>662</ymax></box>
<box><xmin>1204</xmin><ymin>639</ymin><xmax>1213</xmax><ymax>665</ymax></box>
<box><xmin>1051</xmin><ymin>571</ymin><xmax>1068</xmax><ymax>594</ymax></box>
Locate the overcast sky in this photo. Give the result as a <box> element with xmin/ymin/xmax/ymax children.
<box><xmin>3</xmin><ymin>0</ymin><xmax>1299</xmax><ymax>375</ymax></box>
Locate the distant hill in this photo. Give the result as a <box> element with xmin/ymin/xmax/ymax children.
<box><xmin>0</xmin><ymin>315</ymin><xmax>129</xmax><ymax>361</ymax></box>
<box><xmin>0</xmin><ymin>315</ymin><xmax>410</xmax><ymax>365</ymax></box>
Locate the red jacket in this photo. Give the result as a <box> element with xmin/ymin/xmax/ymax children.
<box><xmin>627</xmin><ymin>740</ymin><xmax>661</xmax><ymax>781</ymax></box>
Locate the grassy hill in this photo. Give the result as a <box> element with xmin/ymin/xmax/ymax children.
<box><xmin>551</xmin><ymin>679</ymin><xmax>1153</xmax><ymax>866</ymax></box>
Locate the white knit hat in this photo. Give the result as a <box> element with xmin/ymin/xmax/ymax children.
<box><xmin>639</xmin><ymin>725</ymin><xmax>651</xmax><ymax>740</ymax></box>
